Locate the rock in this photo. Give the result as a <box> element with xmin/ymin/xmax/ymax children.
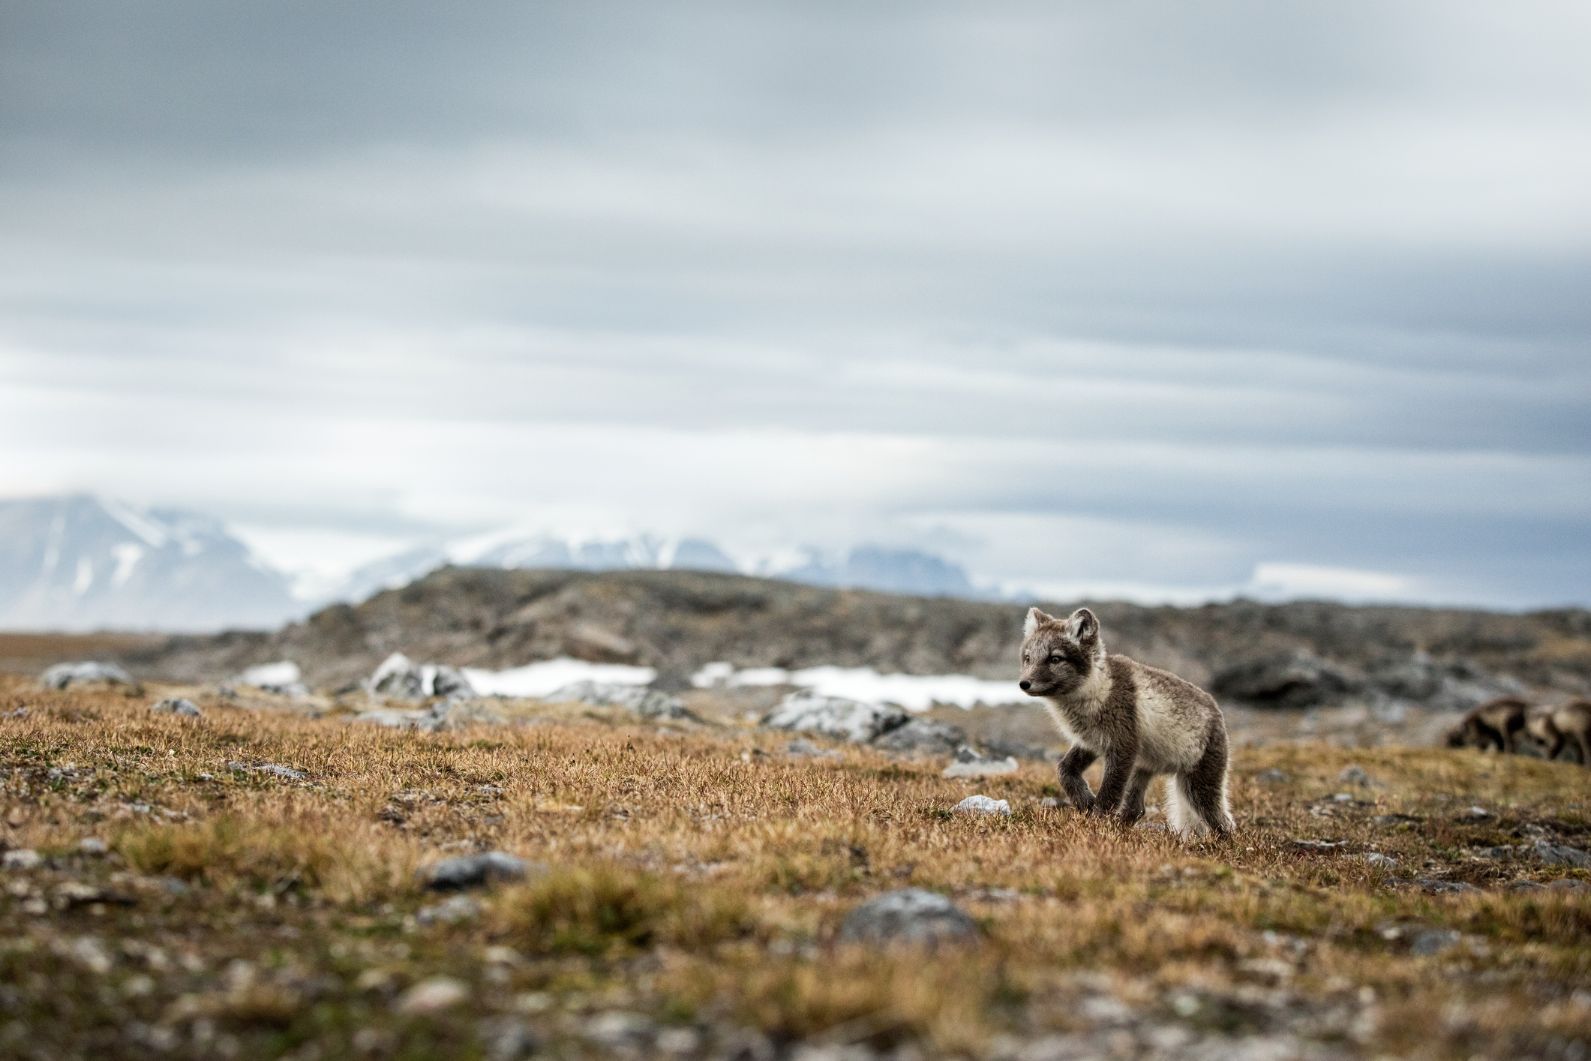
<box><xmin>353</xmin><ymin>709</ymin><xmax>437</xmax><ymax>731</ymax></box>
<box><xmin>233</xmin><ymin>661</ymin><xmax>310</xmax><ymax>699</ymax></box>
<box><xmin>1290</xmin><ymin>839</ymin><xmax>1347</xmax><ymax>853</ymax></box>
<box><xmin>871</xmin><ymin>717</ymin><xmax>966</xmax><ymax>756</ymax></box>
<box><xmin>1254</xmin><ymin>768</ymin><xmax>1290</xmax><ymax>785</ymax></box>
<box><xmin>583</xmin><ymin>1012</ymin><xmax>656</xmax><ymax>1049</ymax></box>
<box><xmin>431</xmin><ymin>666</ymin><xmax>476</xmax><ymax>700</ymax></box>
<box><xmin>395</xmin><ymin>976</ymin><xmax>469</xmax><ymax>1015</ymax></box>
<box><xmin>40</xmin><ymin>661</ymin><xmax>138</xmax><ymax>692</ymax></box>
<box><xmin>762</xmin><ymin>691</ymin><xmax>908</xmax><ymax>743</ymax></box>
<box><xmin>1210</xmin><ymin>651</ymin><xmax>1356</xmax><ymax>708</ymax></box>
<box><xmin>1039</xmin><ymin>796</ymin><xmax>1063</xmax><ymax>809</ymax></box>
<box><xmin>370</xmin><ymin>653</ymin><xmax>426</xmax><ymax>701</ymax></box>
<box><xmin>77</xmin><ymin>838</ymin><xmax>108</xmax><ymax>856</ymax></box>
<box><xmin>415</xmin><ymin>894</ymin><xmax>482</xmax><ymax>926</ymax></box>
<box><xmin>1409</xmin><ymin>928</ymin><xmax>1460</xmax><ymax>956</ymax></box>
<box><xmin>1464</xmin><ymin>806</ymin><xmax>1492</xmax><ymax>820</ymax></box>
<box><xmin>942</xmin><ymin>745</ymin><xmax>1019</xmax><ymax>779</ymax></box>
<box><xmin>784</xmin><ymin>739</ymin><xmax>841</xmax><ymax>760</ymax></box>
<box><xmin>1363</xmin><ymin>852</ymin><xmax>1397</xmax><ymax>868</ymax></box>
<box><xmin>1532</xmin><ymin>841</ymin><xmax>1591</xmax><ymax>868</ymax></box>
<box><xmin>953</xmin><ymin>794</ymin><xmax>1012</xmax><ymax>816</ymax></box>
<box><xmin>150</xmin><ymin>698</ymin><xmax>201</xmax><ymax>718</ymax></box>
<box><xmin>419</xmin><ymin>851</ymin><xmax>533</xmax><ymax>891</ymax></box>
<box><xmin>2</xmin><ymin>848</ymin><xmax>43</xmax><ymax>870</ymax></box>
<box><xmin>545</xmin><ymin>681</ymin><xmax>692</xmax><ymax>721</ymax></box>
<box><xmin>427</xmin><ymin>698</ymin><xmax>507</xmax><ymax>730</ymax></box>
<box><xmin>837</xmin><ymin>889</ymin><xmax>980</xmax><ymax>948</ymax></box>
<box><xmin>227</xmin><ymin>761</ymin><xmax>307</xmax><ymax>781</ymax></box>
<box><xmin>1337</xmin><ymin>764</ymin><xmax>1375</xmax><ymax>787</ymax></box>
<box><xmin>1413</xmin><ymin>878</ymin><xmax>1479</xmax><ymax>895</ymax></box>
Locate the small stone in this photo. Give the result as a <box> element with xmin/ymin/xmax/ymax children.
<box><xmin>837</xmin><ymin>888</ymin><xmax>980</xmax><ymax>948</ymax></box>
<box><xmin>419</xmin><ymin>851</ymin><xmax>533</xmax><ymax>891</ymax></box>
<box><xmin>395</xmin><ymin>976</ymin><xmax>469</xmax><ymax>1015</ymax></box>
<box><xmin>1291</xmin><ymin>839</ymin><xmax>1347</xmax><ymax>853</ymax></box>
<box><xmin>784</xmin><ymin>739</ymin><xmax>840</xmax><ymax>760</ymax></box>
<box><xmin>953</xmin><ymin>795</ymin><xmax>1012</xmax><ymax>817</ymax></box>
<box><xmin>77</xmin><ymin>838</ymin><xmax>109</xmax><ymax>856</ymax></box>
<box><xmin>583</xmin><ymin>1012</ymin><xmax>655</xmax><ymax>1048</ymax></box>
<box><xmin>1039</xmin><ymin>796</ymin><xmax>1063</xmax><ymax>809</ymax></box>
<box><xmin>3</xmin><ymin>849</ymin><xmax>43</xmax><ymax>871</ymax></box>
<box><xmin>1413</xmin><ymin>877</ymin><xmax>1480</xmax><ymax>895</ymax></box>
<box><xmin>1338</xmin><ymin>764</ymin><xmax>1375</xmax><ymax>787</ymax></box>
<box><xmin>941</xmin><ymin>745</ymin><xmax>1019</xmax><ymax>779</ymax></box>
<box><xmin>1409</xmin><ymin>929</ymin><xmax>1460</xmax><ymax>956</ymax></box>
<box><xmin>1363</xmin><ymin>852</ymin><xmax>1397</xmax><ymax>868</ymax></box>
<box><xmin>227</xmin><ymin>761</ymin><xmax>307</xmax><ymax>781</ymax></box>
<box><xmin>1465</xmin><ymin>806</ymin><xmax>1492</xmax><ymax>819</ymax></box>
<box><xmin>151</xmin><ymin>698</ymin><xmax>201</xmax><ymax>717</ymax></box>
<box><xmin>1532</xmin><ymin>841</ymin><xmax>1591</xmax><ymax>868</ymax></box>
<box><xmin>415</xmin><ymin>894</ymin><xmax>481</xmax><ymax>926</ymax></box>
<box><xmin>1254</xmin><ymin>768</ymin><xmax>1290</xmax><ymax>784</ymax></box>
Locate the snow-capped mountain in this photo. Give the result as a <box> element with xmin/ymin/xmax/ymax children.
<box><xmin>0</xmin><ymin>494</ymin><xmax>300</xmax><ymax>631</ymax></box>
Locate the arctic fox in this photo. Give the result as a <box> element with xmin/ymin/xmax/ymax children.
<box><xmin>1522</xmin><ymin>699</ymin><xmax>1591</xmax><ymax>766</ymax></box>
<box><xmin>1019</xmin><ymin>606</ymin><xmax>1234</xmax><ymax>837</ymax></box>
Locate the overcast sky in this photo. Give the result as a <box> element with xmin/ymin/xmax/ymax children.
<box><xmin>2</xmin><ymin>2</ymin><xmax>1589</xmax><ymax>607</ymax></box>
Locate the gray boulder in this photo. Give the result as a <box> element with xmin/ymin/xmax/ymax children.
<box><xmin>419</xmin><ymin>851</ymin><xmax>535</xmax><ymax>891</ymax></box>
<box><xmin>837</xmin><ymin>889</ymin><xmax>980</xmax><ymax>947</ymax></box>
<box><xmin>546</xmin><ymin>681</ymin><xmax>692</xmax><ymax>720</ymax></box>
<box><xmin>872</xmin><ymin>717</ymin><xmax>966</xmax><ymax>755</ymax></box>
<box><xmin>762</xmin><ymin>691</ymin><xmax>908</xmax><ymax>743</ymax></box>
<box><xmin>1211</xmin><ymin>651</ymin><xmax>1357</xmax><ymax>708</ymax></box>
<box><xmin>370</xmin><ymin>652</ymin><xmax>427</xmax><ymax>700</ymax></box>
<box><xmin>150</xmin><ymin>697</ymin><xmax>201</xmax><ymax>717</ymax></box>
<box><xmin>1532</xmin><ymin>841</ymin><xmax>1591</xmax><ymax>869</ymax></box>
<box><xmin>40</xmin><ymin>661</ymin><xmax>138</xmax><ymax>692</ymax></box>
<box><xmin>431</xmin><ymin>665</ymin><xmax>475</xmax><ymax>700</ymax></box>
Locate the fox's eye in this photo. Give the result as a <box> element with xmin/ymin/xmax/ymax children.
<box><xmin>1048</xmin><ymin>654</ymin><xmax>1064</xmax><ymax>666</ymax></box>
<box><xmin>1022</xmin><ymin>653</ymin><xmax>1030</xmax><ymax>664</ymax></box>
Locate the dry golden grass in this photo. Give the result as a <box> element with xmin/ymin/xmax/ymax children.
<box><xmin>1</xmin><ymin>673</ymin><xmax>1588</xmax><ymax>1059</ymax></box>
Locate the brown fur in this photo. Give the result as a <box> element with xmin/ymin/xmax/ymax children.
<box><xmin>1444</xmin><ymin>697</ymin><xmax>1528</xmax><ymax>753</ymax></box>
<box><xmin>1522</xmin><ymin>699</ymin><xmax>1591</xmax><ymax>766</ymax></box>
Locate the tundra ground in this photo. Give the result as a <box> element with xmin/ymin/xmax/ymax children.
<box><xmin>1</xmin><ymin>674</ymin><xmax>1587</xmax><ymax>1060</ymax></box>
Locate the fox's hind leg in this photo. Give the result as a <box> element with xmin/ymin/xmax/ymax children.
<box><xmin>1173</xmin><ymin>728</ymin><xmax>1234</xmax><ymax>838</ymax></box>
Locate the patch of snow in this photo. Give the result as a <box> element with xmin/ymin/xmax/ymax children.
<box><xmin>73</xmin><ymin>557</ymin><xmax>94</xmax><ymax>594</ymax></box>
<box><xmin>99</xmin><ymin>496</ymin><xmax>171</xmax><ymax>548</ymax></box>
<box><xmin>691</xmin><ymin>662</ymin><xmax>1024</xmax><ymax>712</ymax></box>
<box><xmin>111</xmin><ymin>543</ymin><xmax>145</xmax><ymax>585</ymax></box>
<box><xmin>239</xmin><ymin>661</ymin><xmax>303</xmax><ymax>687</ymax></box>
<box><xmin>463</xmin><ymin>658</ymin><xmax>656</xmax><ymax>698</ymax></box>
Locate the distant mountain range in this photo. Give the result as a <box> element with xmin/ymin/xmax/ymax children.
<box><xmin>331</xmin><ymin>533</ymin><xmax>987</xmax><ymax>606</ymax></box>
<box><xmin>0</xmin><ymin>494</ymin><xmax>300</xmax><ymax>631</ymax></box>
<box><xmin>0</xmin><ymin>494</ymin><xmax>994</xmax><ymax>631</ymax></box>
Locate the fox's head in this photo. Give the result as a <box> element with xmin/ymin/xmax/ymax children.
<box><xmin>1018</xmin><ymin>606</ymin><xmax>1103</xmax><ymax>698</ymax></box>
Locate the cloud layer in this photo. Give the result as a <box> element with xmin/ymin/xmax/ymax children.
<box><xmin>3</xmin><ymin>2</ymin><xmax>1589</xmax><ymax>605</ymax></box>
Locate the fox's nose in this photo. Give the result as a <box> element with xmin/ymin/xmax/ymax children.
<box><xmin>1019</xmin><ymin>680</ymin><xmax>1031</xmax><ymax>691</ymax></box>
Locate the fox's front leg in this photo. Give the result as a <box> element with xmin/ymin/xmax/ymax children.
<box><xmin>1057</xmin><ymin>746</ymin><xmax>1097</xmax><ymax>812</ymax></box>
<box><xmin>1091</xmin><ymin>745</ymin><xmax>1138</xmax><ymax>816</ymax></box>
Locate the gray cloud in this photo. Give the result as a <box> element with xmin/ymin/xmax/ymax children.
<box><xmin>2</xmin><ymin>2</ymin><xmax>1589</xmax><ymax>606</ymax></box>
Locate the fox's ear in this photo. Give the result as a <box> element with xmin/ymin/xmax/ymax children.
<box><xmin>1023</xmin><ymin>607</ymin><xmax>1054</xmax><ymax>638</ymax></box>
<box><xmin>1066</xmin><ymin>607</ymin><xmax>1099</xmax><ymax>646</ymax></box>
